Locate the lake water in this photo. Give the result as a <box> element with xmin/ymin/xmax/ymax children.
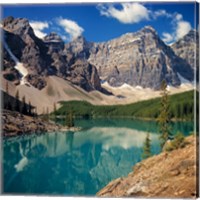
<box><xmin>3</xmin><ymin>119</ymin><xmax>193</xmax><ymax>196</ymax></box>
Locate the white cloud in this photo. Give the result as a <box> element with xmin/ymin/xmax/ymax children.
<box><xmin>57</xmin><ymin>17</ymin><xmax>84</xmax><ymax>40</ymax></box>
<box><xmin>153</xmin><ymin>10</ymin><xmax>191</xmax><ymax>42</ymax></box>
<box><xmin>176</xmin><ymin>20</ymin><xmax>191</xmax><ymax>40</ymax></box>
<box><xmin>30</xmin><ymin>21</ymin><xmax>49</xmax><ymax>39</ymax></box>
<box><xmin>160</xmin><ymin>12</ymin><xmax>191</xmax><ymax>44</ymax></box>
<box><xmin>60</xmin><ymin>35</ymin><xmax>68</xmax><ymax>41</ymax></box>
<box><xmin>98</xmin><ymin>3</ymin><xmax>149</xmax><ymax>24</ymax></box>
<box><xmin>153</xmin><ymin>9</ymin><xmax>172</xmax><ymax>18</ymax></box>
<box><xmin>175</xmin><ymin>13</ymin><xmax>183</xmax><ymax>21</ymax></box>
<box><xmin>97</xmin><ymin>4</ymin><xmax>191</xmax><ymax>44</ymax></box>
<box><xmin>162</xmin><ymin>32</ymin><xmax>174</xmax><ymax>43</ymax></box>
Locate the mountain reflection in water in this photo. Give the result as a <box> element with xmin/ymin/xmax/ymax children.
<box><xmin>3</xmin><ymin>119</ymin><xmax>193</xmax><ymax>195</ymax></box>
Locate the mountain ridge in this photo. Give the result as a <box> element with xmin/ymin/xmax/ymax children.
<box><xmin>2</xmin><ymin>16</ymin><xmax>196</xmax><ymax>96</ymax></box>
<box><xmin>87</xmin><ymin>25</ymin><xmax>194</xmax><ymax>89</ymax></box>
<box><xmin>172</xmin><ymin>29</ymin><xmax>199</xmax><ymax>82</ymax></box>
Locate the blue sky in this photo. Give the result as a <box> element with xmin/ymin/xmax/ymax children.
<box><xmin>1</xmin><ymin>2</ymin><xmax>198</xmax><ymax>44</ymax></box>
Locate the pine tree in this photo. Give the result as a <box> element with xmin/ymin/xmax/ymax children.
<box><xmin>65</xmin><ymin>111</ymin><xmax>68</xmax><ymax>125</ymax></box>
<box><xmin>46</xmin><ymin>107</ymin><xmax>49</xmax><ymax>121</ymax></box>
<box><xmin>5</xmin><ymin>81</ymin><xmax>11</xmax><ymax>110</ymax></box>
<box><xmin>21</xmin><ymin>96</ymin><xmax>27</xmax><ymax>115</ymax></box>
<box><xmin>28</xmin><ymin>101</ymin><xmax>32</xmax><ymax>116</ymax></box>
<box><xmin>70</xmin><ymin>111</ymin><xmax>74</xmax><ymax>127</ymax></box>
<box><xmin>6</xmin><ymin>81</ymin><xmax>9</xmax><ymax>94</ymax></box>
<box><xmin>53</xmin><ymin>102</ymin><xmax>56</xmax><ymax>113</ymax></box>
<box><xmin>34</xmin><ymin>106</ymin><xmax>37</xmax><ymax>118</ymax></box>
<box><xmin>53</xmin><ymin>102</ymin><xmax>57</xmax><ymax>120</ymax></box>
<box><xmin>14</xmin><ymin>90</ymin><xmax>20</xmax><ymax>112</ymax></box>
<box><xmin>67</xmin><ymin>110</ymin><xmax>74</xmax><ymax>128</ymax></box>
<box><xmin>142</xmin><ymin>133</ymin><xmax>151</xmax><ymax>159</ymax></box>
<box><xmin>157</xmin><ymin>80</ymin><xmax>173</xmax><ymax>148</ymax></box>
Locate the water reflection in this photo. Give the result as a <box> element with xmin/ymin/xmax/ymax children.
<box><xmin>3</xmin><ymin>119</ymin><xmax>193</xmax><ymax>195</ymax></box>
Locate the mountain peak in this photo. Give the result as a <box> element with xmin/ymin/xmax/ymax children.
<box><xmin>140</xmin><ymin>26</ymin><xmax>157</xmax><ymax>35</ymax></box>
<box><xmin>188</xmin><ymin>29</ymin><xmax>198</xmax><ymax>34</ymax></box>
<box><xmin>3</xmin><ymin>16</ymin><xmax>30</xmax><ymax>30</ymax></box>
<box><xmin>44</xmin><ymin>32</ymin><xmax>64</xmax><ymax>43</ymax></box>
<box><xmin>186</xmin><ymin>29</ymin><xmax>198</xmax><ymax>39</ymax></box>
<box><xmin>72</xmin><ymin>35</ymin><xmax>87</xmax><ymax>43</ymax></box>
<box><xmin>117</xmin><ymin>26</ymin><xmax>157</xmax><ymax>42</ymax></box>
<box><xmin>2</xmin><ymin>16</ymin><xmax>34</xmax><ymax>39</ymax></box>
<box><xmin>2</xmin><ymin>17</ymin><xmax>194</xmax><ymax>91</ymax></box>
<box><xmin>172</xmin><ymin>29</ymin><xmax>198</xmax><ymax>46</ymax></box>
<box><xmin>2</xmin><ymin>16</ymin><xmax>14</xmax><ymax>26</ymax></box>
<box><xmin>171</xmin><ymin>28</ymin><xmax>198</xmax><ymax>72</ymax></box>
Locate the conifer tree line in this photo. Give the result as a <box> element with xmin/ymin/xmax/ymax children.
<box><xmin>3</xmin><ymin>81</ymin><xmax>36</xmax><ymax>116</ymax></box>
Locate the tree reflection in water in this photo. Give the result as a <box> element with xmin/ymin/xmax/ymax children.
<box><xmin>3</xmin><ymin>119</ymin><xmax>193</xmax><ymax>195</ymax></box>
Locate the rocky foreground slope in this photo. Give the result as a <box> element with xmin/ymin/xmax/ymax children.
<box><xmin>97</xmin><ymin>135</ymin><xmax>197</xmax><ymax>198</ymax></box>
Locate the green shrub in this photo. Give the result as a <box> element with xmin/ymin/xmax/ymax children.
<box><xmin>165</xmin><ymin>132</ymin><xmax>186</xmax><ymax>151</ymax></box>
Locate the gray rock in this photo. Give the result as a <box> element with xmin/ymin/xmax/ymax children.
<box><xmin>2</xmin><ymin>17</ymin><xmax>52</xmax><ymax>89</ymax></box>
<box><xmin>67</xmin><ymin>59</ymin><xmax>101</xmax><ymax>91</ymax></box>
<box><xmin>2</xmin><ymin>16</ymin><xmax>195</xmax><ymax>92</ymax></box>
<box><xmin>44</xmin><ymin>32</ymin><xmax>69</xmax><ymax>78</ymax></box>
<box><xmin>88</xmin><ymin>26</ymin><xmax>193</xmax><ymax>89</ymax></box>
<box><xmin>172</xmin><ymin>30</ymin><xmax>198</xmax><ymax>81</ymax></box>
<box><xmin>2</xmin><ymin>17</ymin><xmax>102</xmax><ymax>92</ymax></box>
<box><xmin>64</xmin><ymin>35</ymin><xmax>93</xmax><ymax>61</ymax></box>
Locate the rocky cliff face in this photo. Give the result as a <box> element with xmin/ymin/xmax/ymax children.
<box><xmin>2</xmin><ymin>16</ymin><xmax>195</xmax><ymax>92</ymax></box>
<box><xmin>88</xmin><ymin>26</ymin><xmax>193</xmax><ymax>89</ymax></box>
<box><xmin>67</xmin><ymin>59</ymin><xmax>102</xmax><ymax>91</ymax></box>
<box><xmin>44</xmin><ymin>32</ymin><xmax>69</xmax><ymax>79</ymax></box>
<box><xmin>3</xmin><ymin>16</ymin><xmax>51</xmax><ymax>89</ymax></box>
<box><xmin>3</xmin><ymin>17</ymin><xmax>51</xmax><ymax>73</ymax></box>
<box><xmin>2</xmin><ymin>31</ymin><xmax>21</xmax><ymax>85</ymax></box>
<box><xmin>65</xmin><ymin>35</ymin><xmax>93</xmax><ymax>61</ymax></box>
<box><xmin>97</xmin><ymin>135</ymin><xmax>197</xmax><ymax>198</ymax></box>
<box><xmin>2</xmin><ymin>16</ymin><xmax>102</xmax><ymax>91</ymax></box>
<box><xmin>172</xmin><ymin>30</ymin><xmax>199</xmax><ymax>81</ymax></box>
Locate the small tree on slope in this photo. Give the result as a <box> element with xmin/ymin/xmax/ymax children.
<box><xmin>142</xmin><ymin>132</ymin><xmax>152</xmax><ymax>159</ymax></box>
<box><xmin>158</xmin><ymin>80</ymin><xmax>173</xmax><ymax>148</ymax></box>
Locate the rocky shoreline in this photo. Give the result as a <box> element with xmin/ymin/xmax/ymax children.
<box><xmin>2</xmin><ymin>109</ymin><xmax>78</xmax><ymax>137</ymax></box>
<box><xmin>97</xmin><ymin>135</ymin><xmax>197</xmax><ymax>198</ymax></box>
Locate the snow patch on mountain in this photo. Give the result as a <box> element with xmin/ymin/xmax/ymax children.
<box><xmin>4</xmin><ymin>40</ymin><xmax>28</xmax><ymax>85</ymax></box>
<box><xmin>14</xmin><ymin>63</ymin><xmax>29</xmax><ymax>85</ymax></box>
<box><xmin>102</xmin><ymin>82</ymin><xmax>147</xmax><ymax>91</ymax></box>
<box><xmin>177</xmin><ymin>73</ymin><xmax>193</xmax><ymax>85</ymax></box>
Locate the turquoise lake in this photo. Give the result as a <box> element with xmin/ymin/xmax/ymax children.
<box><xmin>3</xmin><ymin>119</ymin><xmax>193</xmax><ymax>196</ymax></box>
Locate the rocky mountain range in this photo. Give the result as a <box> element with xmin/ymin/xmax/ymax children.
<box><xmin>2</xmin><ymin>16</ymin><xmax>102</xmax><ymax>91</ymax></box>
<box><xmin>171</xmin><ymin>29</ymin><xmax>199</xmax><ymax>82</ymax></box>
<box><xmin>2</xmin><ymin>16</ymin><xmax>198</xmax><ymax>92</ymax></box>
<box><xmin>88</xmin><ymin>26</ymin><xmax>195</xmax><ymax>89</ymax></box>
